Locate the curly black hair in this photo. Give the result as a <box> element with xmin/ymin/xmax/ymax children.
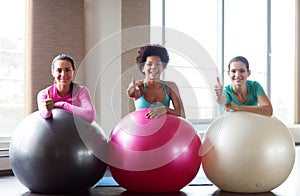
<box><xmin>136</xmin><ymin>44</ymin><xmax>169</xmax><ymax>73</ymax></box>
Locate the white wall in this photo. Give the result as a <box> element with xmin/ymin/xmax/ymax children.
<box><xmin>84</xmin><ymin>0</ymin><xmax>121</xmax><ymax>137</ymax></box>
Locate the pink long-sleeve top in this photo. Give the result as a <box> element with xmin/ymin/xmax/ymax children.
<box><xmin>37</xmin><ymin>84</ymin><xmax>95</xmax><ymax>122</ymax></box>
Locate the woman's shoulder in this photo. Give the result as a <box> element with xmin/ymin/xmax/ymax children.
<box><xmin>163</xmin><ymin>81</ymin><xmax>179</xmax><ymax>91</ymax></box>
<box><xmin>72</xmin><ymin>83</ymin><xmax>90</xmax><ymax>94</ymax></box>
<box><xmin>74</xmin><ymin>83</ymin><xmax>86</xmax><ymax>88</ymax></box>
<box><xmin>246</xmin><ymin>80</ymin><xmax>262</xmax><ymax>87</ymax></box>
<box><xmin>246</xmin><ymin>80</ymin><xmax>259</xmax><ymax>84</ymax></box>
<box><xmin>163</xmin><ymin>80</ymin><xmax>177</xmax><ymax>86</ymax></box>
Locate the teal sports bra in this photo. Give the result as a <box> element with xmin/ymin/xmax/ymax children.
<box><xmin>134</xmin><ymin>82</ymin><xmax>171</xmax><ymax>110</ymax></box>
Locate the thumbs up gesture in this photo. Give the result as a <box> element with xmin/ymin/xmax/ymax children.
<box><xmin>127</xmin><ymin>78</ymin><xmax>141</xmax><ymax>98</ymax></box>
<box><xmin>214</xmin><ymin>77</ymin><xmax>227</xmax><ymax>105</ymax></box>
<box><xmin>44</xmin><ymin>88</ymin><xmax>54</xmax><ymax>111</ymax></box>
<box><xmin>214</xmin><ymin>77</ymin><xmax>223</xmax><ymax>96</ymax></box>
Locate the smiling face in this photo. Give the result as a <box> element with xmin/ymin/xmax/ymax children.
<box><xmin>142</xmin><ymin>55</ymin><xmax>164</xmax><ymax>81</ymax></box>
<box><xmin>228</xmin><ymin>61</ymin><xmax>251</xmax><ymax>87</ymax></box>
<box><xmin>52</xmin><ymin>59</ymin><xmax>76</xmax><ymax>87</ymax></box>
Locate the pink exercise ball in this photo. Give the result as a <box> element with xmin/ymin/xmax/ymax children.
<box><xmin>108</xmin><ymin>108</ymin><xmax>202</xmax><ymax>193</ymax></box>
<box><xmin>201</xmin><ymin>112</ymin><xmax>295</xmax><ymax>193</ymax></box>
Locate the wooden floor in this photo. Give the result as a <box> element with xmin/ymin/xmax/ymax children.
<box><xmin>1</xmin><ymin>146</ymin><xmax>299</xmax><ymax>196</ymax></box>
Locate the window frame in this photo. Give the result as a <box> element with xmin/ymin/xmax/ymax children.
<box><xmin>151</xmin><ymin>0</ymin><xmax>295</xmax><ymax>126</ymax></box>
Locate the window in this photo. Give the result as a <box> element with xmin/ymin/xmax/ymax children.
<box><xmin>151</xmin><ymin>0</ymin><xmax>219</xmax><ymax>127</ymax></box>
<box><xmin>270</xmin><ymin>0</ymin><xmax>295</xmax><ymax>123</ymax></box>
<box><xmin>223</xmin><ymin>0</ymin><xmax>268</xmax><ymax>90</ymax></box>
<box><xmin>0</xmin><ymin>1</ymin><xmax>25</xmax><ymax>137</ymax></box>
<box><xmin>151</xmin><ymin>0</ymin><xmax>295</xmax><ymax>125</ymax></box>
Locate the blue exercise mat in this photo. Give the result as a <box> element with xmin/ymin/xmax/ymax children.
<box><xmin>96</xmin><ymin>176</ymin><xmax>120</xmax><ymax>187</ymax></box>
<box><xmin>96</xmin><ymin>176</ymin><xmax>212</xmax><ymax>187</ymax></box>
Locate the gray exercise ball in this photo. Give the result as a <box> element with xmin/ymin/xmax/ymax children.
<box><xmin>9</xmin><ymin>108</ymin><xmax>107</xmax><ymax>194</ymax></box>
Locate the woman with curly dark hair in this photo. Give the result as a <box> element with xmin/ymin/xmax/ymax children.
<box><xmin>127</xmin><ymin>44</ymin><xmax>185</xmax><ymax>118</ymax></box>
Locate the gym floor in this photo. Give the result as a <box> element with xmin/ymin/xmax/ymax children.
<box><xmin>0</xmin><ymin>146</ymin><xmax>299</xmax><ymax>196</ymax></box>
